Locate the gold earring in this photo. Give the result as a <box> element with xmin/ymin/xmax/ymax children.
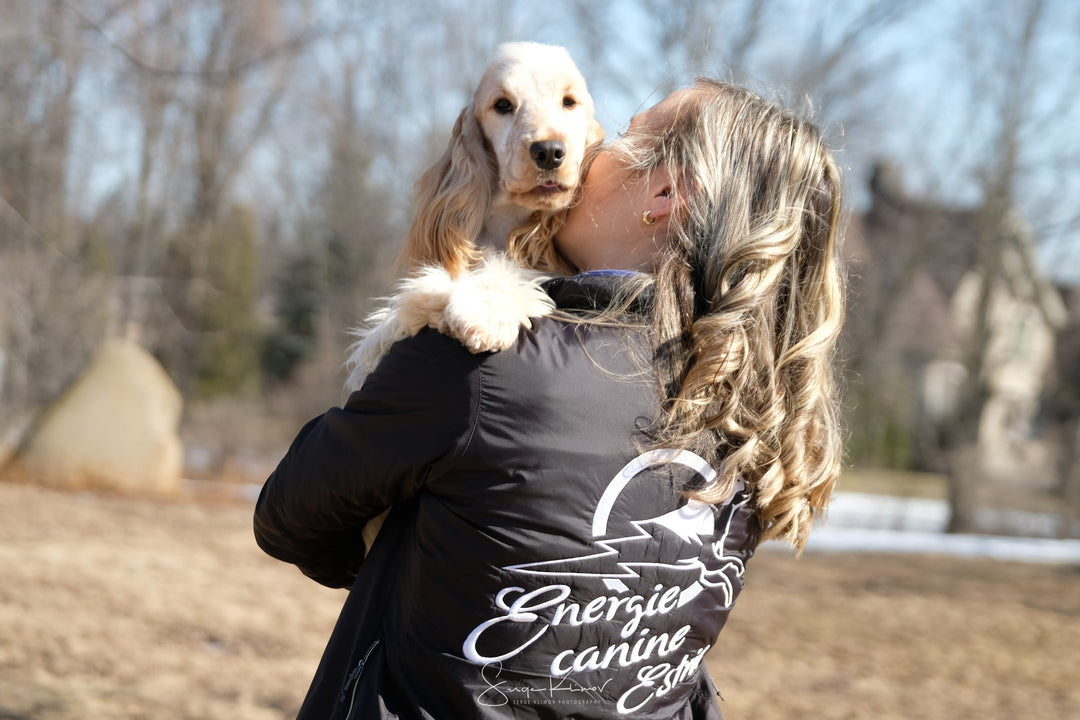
<box><xmin>642</xmin><ymin>209</ymin><xmax>657</xmax><ymax>226</ymax></box>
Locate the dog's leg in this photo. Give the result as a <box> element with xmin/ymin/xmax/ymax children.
<box><xmin>345</xmin><ymin>266</ymin><xmax>458</xmax><ymax>391</ymax></box>
<box><xmin>441</xmin><ymin>254</ymin><xmax>555</xmax><ymax>353</ymax></box>
<box><xmin>347</xmin><ymin>257</ymin><xmax>554</xmax><ymax>393</ymax></box>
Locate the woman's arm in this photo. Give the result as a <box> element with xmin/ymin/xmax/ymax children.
<box><xmin>253</xmin><ymin>329</ymin><xmax>481</xmax><ymax>587</ymax></box>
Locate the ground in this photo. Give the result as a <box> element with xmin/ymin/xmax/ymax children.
<box><xmin>1</xmin><ymin>480</ymin><xmax>1077</xmax><ymax>720</ymax></box>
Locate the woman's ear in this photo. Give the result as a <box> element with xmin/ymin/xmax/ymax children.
<box><xmin>643</xmin><ymin>169</ymin><xmax>683</xmax><ymax>222</ymax></box>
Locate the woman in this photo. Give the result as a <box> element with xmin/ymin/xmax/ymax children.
<box><xmin>255</xmin><ymin>79</ymin><xmax>845</xmax><ymax>719</ymax></box>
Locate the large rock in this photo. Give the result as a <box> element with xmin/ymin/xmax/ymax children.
<box><xmin>18</xmin><ymin>339</ymin><xmax>183</xmax><ymax>494</ymax></box>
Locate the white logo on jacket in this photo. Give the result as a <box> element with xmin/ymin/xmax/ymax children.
<box><xmin>462</xmin><ymin>449</ymin><xmax>750</xmax><ymax>713</ymax></box>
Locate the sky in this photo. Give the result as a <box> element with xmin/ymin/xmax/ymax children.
<box><xmin>63</xmin><ymin>0</ymin><xmax>1080</xmax><ymax>282</ymax></box>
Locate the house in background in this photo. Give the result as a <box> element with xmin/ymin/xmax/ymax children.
<box><xmin>843</xmin><ymin>162</ymin><xmax>1066</xmax><ymax>482</ymax></box>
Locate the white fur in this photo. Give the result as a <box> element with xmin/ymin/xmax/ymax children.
<box><xmin>345</xmin><ymin>255</ymin><xmax>554</xmax><ymax>391</ymax></box>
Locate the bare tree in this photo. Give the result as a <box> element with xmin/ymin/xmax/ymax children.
<box><xmin>0</xmin><ymin>1</ymin><xmax>105</xmax><ymax>460</ymax></box>
<box><xmin>931</xmin><ymin>0</ymin><xmax>1074</xmax><ymax>532</ymax></box>
<box><xmin>113</xmin><ymin>1</ymin><xmax>320</xmax><ymax>390</ymax></box>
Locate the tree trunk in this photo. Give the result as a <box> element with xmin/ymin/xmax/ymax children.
<box><xmin>1058</xmin><ymin>419</ymin><xmax>1080</xmax><ymax>539</ymax></box>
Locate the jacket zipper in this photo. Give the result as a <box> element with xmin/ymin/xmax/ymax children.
<box><xmin>339</xmin><ymin>639</ymin><xmax>381</xmax><ymax>717</ymax></box>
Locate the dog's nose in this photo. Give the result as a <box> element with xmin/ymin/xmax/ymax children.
<box><xmin>530</xmin><ymin>140</ymin><xmax>566</xmax><ymax>170</ymax></box>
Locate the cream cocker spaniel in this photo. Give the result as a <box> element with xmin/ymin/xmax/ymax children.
<box><xmin>345</xmin><ymin>42</ymin><xmax>603</xmax><ymax>391</ymax></box>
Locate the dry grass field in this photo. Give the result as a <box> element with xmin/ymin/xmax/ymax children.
<box><xmin>1</xmin><ymin>479</ymin><xmax>1078</xmax><ymax>720</ymax></box>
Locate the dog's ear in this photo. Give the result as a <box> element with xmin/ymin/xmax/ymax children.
<box><xmin>399</xmin><ymin>104</ymin><xmax>494</xmax><ymax>278</ymax></box>
<box><xmin>586</xmin><ymin>115</ymin><xmax>605</xmax><ymax>149</ymax></box>
<box><xmin>450</xmin><ymin>102</ymin><xmax>491</xmax><ymax>177</ymax></box>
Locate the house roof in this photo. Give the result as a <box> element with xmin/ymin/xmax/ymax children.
<box><xmin>862</xmin><ymin>162</ymin><xmax>980</xmax><ymax>301</ymax></box>
<box><xmin>843</xmin><ymin>161</ymin><xmax>1065</xmax><ymax>367</ymax></box>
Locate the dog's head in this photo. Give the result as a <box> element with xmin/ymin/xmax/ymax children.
<box><xmin>472</xmin><ymin>41</ymin><xmax>604</xmax><ymax>212</ymax></box>
<box><xmin>403</xmin><ymin>43</ymin><xmax>602</xmax><ymax>277</ymax></box>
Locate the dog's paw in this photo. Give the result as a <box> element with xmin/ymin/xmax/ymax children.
<box><xmin>442</xmin><ymin>257</ymin><xmax>554</xmax><ymax>353</ymax></box>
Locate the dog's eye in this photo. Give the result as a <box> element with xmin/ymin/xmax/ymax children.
<box><xmin>493</xmin><ymin>98</ymin><xmax>514</xmax><ymax>114</ymax></box>
<box><xmin>563</xmin><ymin>96</ymin><xmax>577</xmax><ymax>109</ymax></box>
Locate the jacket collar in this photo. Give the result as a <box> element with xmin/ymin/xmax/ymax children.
<box><xmin>544</xmin><ymin>271</ymin><xmax>654</xmax><ymax>315</ymax></box>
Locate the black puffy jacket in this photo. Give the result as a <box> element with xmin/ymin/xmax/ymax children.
<box><xmin>254</xmin><ymin>273</ymin><xmax>760</xmax><ymax>719</ymax></box>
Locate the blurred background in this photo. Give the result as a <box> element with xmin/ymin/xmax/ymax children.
<box><xmin>1</xmin><ymin>2</ymin><xmax>1079</xmax><ymax>717</ymax></box>
<box><xmin>3</xmin><ymin>0</ymin><xmax>1079</xmax><ymax>536</ymax></box>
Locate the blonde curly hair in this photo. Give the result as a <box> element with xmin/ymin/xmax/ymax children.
<box><xmin>611</xmin><ymin>79</ymin><xmax>846</xmax><ymax>551</ymax></box>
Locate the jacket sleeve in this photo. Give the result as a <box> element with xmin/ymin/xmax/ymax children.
<box><xmin>253</xmin><ymin>329</ymin><xmax>481</xmax><ymax>588</ymax></box>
